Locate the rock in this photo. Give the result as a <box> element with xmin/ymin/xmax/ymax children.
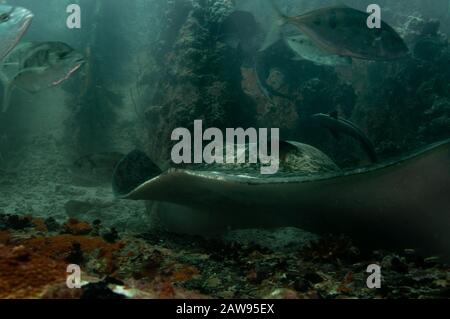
<box><xmin>223</xmin><ymin>227</ymin><xmax>319</xmax><ymax>253</ymax></box>
<box><xmin>424</xmin><ymin>256</ymin><xmax>441</xmax><ymax>267</ymax></box>
<box><xmin>102</xmin><ymin>228</ymin><xmax>119</xmax><ymax>243</ymax></box>
<box><xmin>145</xmin><ymin>0</ymin><xmax>256</xmax><ymax>165</ymax></box>
<box><xmin>81</xmin><ymin>282</ymin><xmax>126</xmax><ymax>299</ymax></box>
<box><xmin>45</xmin><ymin>217</ymin><xmax>60</xmax><ymax>232</ymax></box>
<box><xmin>382</xmin><ymin>255</ymin><xmax>408</xmax><ymax>273</ymax></box>
<box><xmin>65</xmin><ymin>200</ymin><xmax>98</xmax><ymax>217</ymax></box>
<box><xmin>62</xmin><ymin>218</ymin><xmax>93</xmax><ymax>235</ymax></box>
<box><xmin>280</xmin><ymin>142</ymin><xmax>341</xmax><ymax>174</ymax></box>
<box><xmin>65</xmin><ymin>242</ymin><xmax>84</xmax><ymax>264</ymax></box>
<box><xmin>264</xmin><ymin>288</ymin><xmax>299</xmax><ymax>299</ymax></box>
<box><xmin>0</xmin><ymin>214</ymin><xmax>32</xmax><ymax>231</ymax></box>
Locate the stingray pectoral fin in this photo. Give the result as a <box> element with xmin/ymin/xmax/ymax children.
<box><xmin>119</xmin><ymin>140</ymin><xmax>450</xmax><ymax>256</ymax></box>
<box><xmin>112</xmin><ymin>150</ymin><xmax>162</xmax><ymax>197</ymax></box>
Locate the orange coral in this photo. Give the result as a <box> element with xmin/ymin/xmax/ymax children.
<box><xmin>22</xmin><ymin>235</ymin><xmax>124</xmax><ymax>273</ymax></box>
<box><xmin>0</xmin><ymin>233</ymin><xmax>125</xmax><ymax>298</ymax></box>
<box><xmin>171</xmin><ymin>265</ymin><xmax>200</xmax><ymax>282</ymax></box>
<box><xmin>337</xmin><ymin>272</ymin><xmax>354</xmax><ymax>294</ymax></box>
<box><xmin>62</xmin><ymin>219</ymin><xmax>92</xmax><ymax>235</ymax></box>
<box><xmin>0</xmin><ymin>245</ymin><xmax>67</xmax><ymax>299</ymax></box>
<box><xmin>154</xmin><ymin>280</ymin><xmax>176</xmax><ymax>299</ymax></box>
<box><xmin>40</xmin><ymin>282</ymin><xmax>85</xmax><ymax>299</ymax></box>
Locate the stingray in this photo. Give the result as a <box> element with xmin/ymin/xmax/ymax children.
<box><xmin>112</xmin><ymin>140</ymin><xmax>450</xmax><ymax>257</ymax></box>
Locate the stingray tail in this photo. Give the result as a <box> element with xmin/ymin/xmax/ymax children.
<box><xmin>355</xmin><ymin>133</ymin><xmax>378</xmax><ymax>163</ymax></box>
<box><xmin>311</xmin><ymin>113</ymin><xmax>379</xmax><ymax>163</ymax></box>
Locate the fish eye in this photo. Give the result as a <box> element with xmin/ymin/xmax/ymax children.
<box><xmin>0</xmin><ymin>13</ymin><xmax>10</xmax><ymax>22</ymax></box>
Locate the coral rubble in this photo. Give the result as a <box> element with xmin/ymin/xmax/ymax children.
<box><xmin>0</xmin><ymin>216</ymin><xmax>448</xmax><ymax>299</ymax></box>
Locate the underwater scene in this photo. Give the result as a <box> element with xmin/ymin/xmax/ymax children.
<box><xmin>0</xmin><ymin>0</ymin><xmax>449</xmax><ymax>301</ymax></box>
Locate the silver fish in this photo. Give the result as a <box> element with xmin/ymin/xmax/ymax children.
<box><xmin>285</xmin><ymin>32</ymin><xmax>352</xmax><ymax>66</ymax></box>
<box><xmin>1</xmin><ymin>41</ymin><xmax>85</xmax><ymax>112</ymax></box>
<box><xmin>265</xmin><ymin>1</ymin><xmax>409</xmax><ymax>61</ymax></box>
<box><xmin>0</xmin><ymin>4</ymin><xmax>33</xmax><ymax>60</ymax></box>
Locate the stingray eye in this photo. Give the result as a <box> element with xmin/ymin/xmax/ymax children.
<box><xmin>0</xmin><ymin>13</ymin><xmax>10</xmax><ymax>22</ymax></box>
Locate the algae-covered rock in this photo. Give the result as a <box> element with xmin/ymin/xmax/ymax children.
<box><xmin>144</xmin><ymin>0</ymin><xmax>256</xmax><ymax>165</ymax></box>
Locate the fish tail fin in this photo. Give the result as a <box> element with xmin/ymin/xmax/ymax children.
<box><xmin>260</xmin><ymin>1</ymin><xmax>288</xmax><ymax>52</ymax></box>
<box><xmin>269</xmin><ymin>0</ymin><xmax>288</xmax><ymax>19</ymax></box>
<box><xmin>259</xmin><ymin>22</ymin><xmax>282</xmax><ymax>52</ymax></box>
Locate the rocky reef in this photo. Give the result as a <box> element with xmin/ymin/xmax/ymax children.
<box><xmin>354</xmin><ymin>16</ymin><xmax>450</xmax><ymax>157</ymax></box>
<box><xmin>129</xmin><ymin>0</ymin><xmax>450</xmax><ymax>167</ymax></box>
<box><xmin>142</xmin><ymin>0</ymin><xmax>256</xmax><ymax>166</ymax></box>
<box><xmin>1</xmin><ymin>215</ymin><xmax>448</xmax><ymax>299</ymax></box>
